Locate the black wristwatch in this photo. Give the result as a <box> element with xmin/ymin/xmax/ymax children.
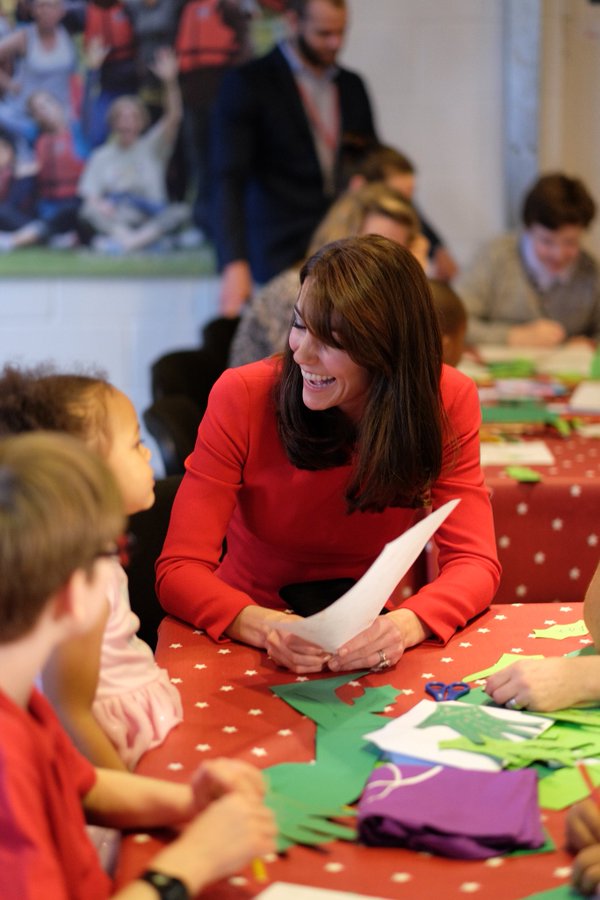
<box><xmin>139</xmin><ymin>870</ymin><xmax>190</xmax><ymax>900</ymax></box>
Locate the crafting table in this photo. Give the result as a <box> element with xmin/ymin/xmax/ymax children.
<box><xmin>114</xmin><ymin>602</ymin><xmax>593</xmax><ymax>899</ymax></box>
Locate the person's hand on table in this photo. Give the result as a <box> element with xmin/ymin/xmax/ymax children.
<box><xmin>507</xmin><ymin>318</ymin><xmax>566</xmax><ymax>347</ymax></box>
<box><xmin>191</xmin><ymin>758</ymin><xmax>266</xmax><ymax>811</ymax></box>
<box><xmin>327</xmin><ymin>608</ymin><xmax>428</xmax><ymax>673</ymax></box>
<box><xmin>266</xmin><ymin>627</ymin><xmax>331</xmax><ymax>674</ymax></box>
<box><xmin>567</xmin><ymin>800</ymin><xmax>600</xmax><ymax>854</ymax></box>
<box><xmin>571</xmin><ymin>843</ymin><xmax>600</xmax><ymax>897</ymax></box>
<box><xmin>485</xmin><ymin>657</ymin><xmax>600</xmax><ymax>712</ymax></box>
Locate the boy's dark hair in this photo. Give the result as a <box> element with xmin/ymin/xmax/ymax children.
<box><xmin>522</xmin><ymin>173</ymin><xmax>596</xmax><ymax>230</ymax></box>
<box><xmin>429</xmin><ymin>279</ymin><xmax>467</xmax><ymax>337</ymax></box>
<box><xmin>0</xmin><ymin>431</ymin><xmax>124</xmax><ymax>642</ymax></box>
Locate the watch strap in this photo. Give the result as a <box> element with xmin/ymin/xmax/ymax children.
<box><xmin>139</xmin><ymin>870</ymin><xmax>190</xmax><ymax>900</ymax></box>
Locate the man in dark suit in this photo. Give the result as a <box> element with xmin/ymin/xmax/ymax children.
<box><xmin>210</xmin><ymin>0</ymin><xmax>377</xmax><ymax>315</ymax></box>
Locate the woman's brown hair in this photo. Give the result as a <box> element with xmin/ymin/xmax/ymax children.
<box><xmin>275</xmin><ymin>234</ymin><xmax>444</xmax><ymax>513</ymax></box>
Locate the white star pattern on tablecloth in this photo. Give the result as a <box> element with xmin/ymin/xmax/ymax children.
<box><xmin>560</xmin><ymin>607</ymin><xmax>573</xmax><ymax>612</ymax></box>
<box><xmin>296</xmin><ymin>676</ymin><xmax>309</xmax><ymax>682</ymax></box>
<box><xmin>534</xmin><ymin>552</ymin><xmax>546</xmax><ymax>564</ymax></box>
<box><xmin>544</xmin><ymin>620</ymin><xmax>557</xmax><ymax>625</ymax></box>
<box><xmin>511</xmin><ymin>603</ymin><xmax>524</xmax><ymax>607</ymax></box>
<box><xmin>516</xmin><ymin>585</ymin><xmax>528</xmax><ymax>597</ymax></box>
<box><xmin>390</xmin><ymin>872</ymin><xmax>412</xmax><ymax>883</ymax></box>
<box><xmin>403</xmin><ymin>689</ymin><xmax>414</xmax><ymax>695</ymax></box>
<box><xmin>459</xmin><ymin>883</ymin><xmax>482</xmax><ymax>893</ymax></box>
<box><xmin>169</xmin><ymin>643</ymin><xmax>182</xmax><ymax>649</ymax></box>
<box><xmin>167</xmin><ymin>763</ymin><xmax>183</xmax><ymax>771</ymax></box>
<box><xmin>570</xmin><ymin>568</ymin><xmax>581</xmax><ymax>580</ymax></box>
<box><xmin>194</xmin><ymin>701</ymin><xmax>209</xmax><ymax>708</ymax></box>
<box><xmin>553</xmin><ymin>867</ymin><xmax>571</xmax><ymax>878</ymax></box>
<box><xmin>251</xmin><ymin>747</ymin><xmax>267</xmax><ymax>757</ymax></box>
<box><xmin>498</xmin><ymin>535</ymin><xmax>510</xmax><ymax>548</ymax></box>
<box><xmin>571</xmin><ymin>485</ymin><xmax>582</xmax><ymax>497</ymax></box>
<box><xmin>384</xmin><ymin>705</ymin><xmax>395</xmax><ymax>713</ymax></box>
<box><xmin>228</xmin><ymin>876</ymin><xmax>248</xmax><ymax>887</ymax></box>
<box><xmin>459</xmin><ymin>642</ymin><xmax>472</xmax><ymax>647</ymax></box>
<box><xmin>494</xmin><ymin>615</ymin><xmax>507</xmax><ymax>620</ymax></box>
<box><xmin>222</xmin><ymin>726</ymin><xmax>237</xmax><ymax>733</ymax></box>
<box><xmin>195</xmin><ymin>743</ymin><xmax>211</xmax><ymax>751</ymax></box>
<box><xmin>170</xmin><ymin>677</ymin><xmax>182</xmax><ymax>684</ymax></box>
<box><xmin>484</xmin><ymin>857</ymin><xmax>504</xmax><ymax>867</ymax></box>
<box><xmin>277</xmin><ymin>729</ymin><xmax>292</xmax><ymax>736</ymax></box>
<box><xmin>511</xmin><ymin>648</ymin><xmax>523</xmax><ymax>653</ymax></box>
<box><xmin>517</xmin><ymin>503</ymin><xmax>528</xmax><ymax>515</ymax></box>
<box><xmin>194</xmin><ymin>663</ymin><xmax>207</xmax><ymax>670</ymax></box>
<box><xmin>245</xmin><ymin>669</ymin><xmax>258</xmax><ymax>675</ymax></box>
<box><xmin>552</xmin><ymin>518</ymin><xmax>564</xmax><ymax>530</ymax></box>
<box><xmin>133</xmin><ymin>833</ymin><xmax>151</xmax><ymax>843</ymax></box>
<box><xmin>477</xmin><ymin>628</ymin><xmax>490</xmax><ymax>634</ymax></box>
<box><xmin>581</xmin><ymin>638</ymin><xmax>593</xmax><ymax>645</ymax></box>
<box><xmin>421</xmin><ymin>673</ymin><xmax>434</xmax><ymax>679</ymax></box>
<box><xmin>324</xmin><ymin>862</ymin><xmax>344</xmax><ymax>873</ymax></box>
<box><xmin>220</xmin><ymin>685</ymin><xmax>234</xmax><ymax>691</ymax></box>
<box><xmin>589</xmin><ymin>534</ymin><xmax>599</xmax><ymax>546</ymax></box>
<box><xmin>217</xmin><ymin>648</ymin><xmax>232</xmax><ymax>655</ymax></box>
<box><xmin>248</xmin><ymin>709</ymin><xmax>263</xmax><ymax>716</ymax></box>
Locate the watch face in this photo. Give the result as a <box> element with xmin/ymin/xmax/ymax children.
<box><xmin>140</xmin><ymin>871</ymin><xmax>189</xmax><ymax>900</ymax></box>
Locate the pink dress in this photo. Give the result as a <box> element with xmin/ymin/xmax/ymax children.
<box><xmin>93</xmin><ymin>561</ymin><xmax>182</xmax><ymax>769</ymax></box>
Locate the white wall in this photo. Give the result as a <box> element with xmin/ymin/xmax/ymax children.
<box><xmin>343</xmin><ymin>0</ymin><xmax>505</xmax><ymax>267</ymax></box>
<box><xmin>0</xmin><ymin>277</ymin><xmax>220</xmax><ymax>474</ymax></box>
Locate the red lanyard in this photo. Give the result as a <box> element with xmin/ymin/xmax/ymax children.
<box><xmin>296</xmin><ymin>79</ymin><xmax>340</xmax><ymax>153</ymax></box>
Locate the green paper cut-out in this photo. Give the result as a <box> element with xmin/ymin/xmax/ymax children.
<box><xmin>462</xmin><ymin>653</ymin><xmax>544</xmax><ymax>683</ymax></box>
<box><xmin>535</xmin><ymin>708</ymin><xmax>600</xmax><ymax>727</ymax></box>
<box><xmin>519</xmin><ymin>886</ymin><xmax>583</xmax><ymax>899</ymax></box>
<box><xmin>481</xmin><ymin>400</ymin><xmax>553</xmax><ymax>424</ymax></box>
<box><xmin>417</xmin><ymin>703</ymin><xmax>544</xmax><ymax>744</ymax></box>
<box><xmin>538</xmin><ymin>764</ymin><xmax>600</xmax><ymax>811</ymax></box>
<box><xmin>456</xmin><ymin>686</ymin><xmax>495</xmax><ymax>706</ymax></box>
<box><xmin>565</xmin><ymin>646</ymin><xmax>598</xmax><ymax>658</ymax></box>
<box><xmin>439</xmin><ymin>734</ymin><xmax>577</xmax><ymax>768</ymax></box>
<box><xmin>533</xmin><ymin>620</ymin><xmax>589</xmax><ymax>640</ymax></box>
<box><xmin>265</xmin><ymin>673</ymin><xmax>403</xmax><ymax>851</ymax></box>
<box><xmin>505</xmin><ymin>465</ymin><xmax>542</xmax><ymax>483</ymax></box>
<box><xmin>508</xmin><ymin>828</ymin><xmax>555</xmax><ymax>857</ymax></box>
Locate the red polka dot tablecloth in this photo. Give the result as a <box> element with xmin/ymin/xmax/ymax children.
<box><xmin>114</xmin><ymin>602</ymin><xmax>593</xmax><ymax>899</ymax></box>
<box><xmin>483</xmin><ymin>433</ymin><xmax>600</xmax><ymax>604</ymax></box>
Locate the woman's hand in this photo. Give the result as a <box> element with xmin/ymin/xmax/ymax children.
<box><xmin>265</xmin><ymin>627</ymin><xmax>331</xmax><ymax>674</ymax></box>
<box><xmin>485</xmin><ymin>657</ymin><xmax>600</xmax><ymax>712</ymax></box>
<box><xmin>327</xmin><ymin>608</ymin><xmax>428</xmax><ymax>673</ymax></box>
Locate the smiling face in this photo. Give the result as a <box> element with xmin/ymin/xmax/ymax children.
<box><xmin>288</xmin><ymin>278</ymin><xmax>371</xmax><ymax>422</ymax></box>
<box><xmin>527</xmin><ymin>223</ymin><xmax>583</xmax><ymax>275</ymax></box>
<box><xmin>104</xmin><ymin>390</ymin><xmax>155</xmax><ymax>516</ymax></box>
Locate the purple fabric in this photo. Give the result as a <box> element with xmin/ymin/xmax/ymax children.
<box><xmin>357</xmin><ymin>763</ymin><xmax>544</xmax><ymax>859</ymax></box>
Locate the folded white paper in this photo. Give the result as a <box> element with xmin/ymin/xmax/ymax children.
<box><xmin>257</xmin><ymin>885</ymin><xmax>390</xmax><ymax>900</ymax></box>
<box><xmin>273</xmin><ymin>498</ymin><xmax>460</xmax><ymax>653</ymax></box>
<box><xmin>569</xmin><ymin>381</ymin><xmax>600</xmax><ymax>413</ymax></box>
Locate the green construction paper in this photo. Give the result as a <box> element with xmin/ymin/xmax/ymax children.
<box><xmin>553</xmin><ymin>417</ymin><xmax>571</xmax><ymax>437</ymax></box>
<box><xmin>590</xmin><ymin>348</ymin><xmax>600</xmax><ymax>379</ymax></box>
<box><xmin>538</xmin><ymin>764</ymin><xmax>600</xmax><ymax>811</ymax></box>
<box><xmin>481</xmin><ymin>400</ymin><xmax>552</xmax><ymax>424</ymax></box>
<box><xmin>520</xmin><ymin>886</ymin><xmax>583</xmax><ymax>899</ymax></box>
<box><xmin>505</xmin><ymin>466</ymin><xmax>543</xmax><ymax>483</ymax></box>
<box><xmin>265</xmin><ymin>673</ymin><xmax>401</xmax><ymax>851</ymax></box>
<box><xmin>533</xmin><ymin>620</ymin><xmax>589</xmax><ymax>640</ymax></box>
<box><xmin>439</xmin><ymin>735</ymin><xmax>577</xmax><ymax>768</ymax></box>
<box><xmin>508</xmin><ymin>828</ymin><xmax>555</xmax><ymax>856</ymax></box>
<box><xmin>462</xmin><ymin>653</ymin><xmax>544</xmax><ymax>683</ymax></box>
<box><xmin>456</xmin><ymin>686</ymin><xmax>495</xmax><ymax>706</ymax></box>
<box><xmin>535</xmin><ymin>708</ymin><xmax>600</xmax><ymax>727</ymax></box>
<box><xmin>417</xmin><ymin>703</ymin><xmax>545</xmax><ymax>744</ymax></box>
<box><xmin>487</xmin><ymin>360</ymin><xmax>537</xmax><ymax>378</ymax></box>
<box><xmin>565</xmin><ymin>646</ymin><xmax>598</xmax><ymax>658</ymax></box>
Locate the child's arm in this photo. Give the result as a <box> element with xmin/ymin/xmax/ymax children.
<box><xmin>83</xmin><ymin>761</ymin><xmax>276</xmax><ymax>899</ymax></box>
<box><xmin>148</xmin><ymin>46</ymin><xmax>182</xmax><ymax>147</ymax></box>
<box><xmin>40</xmin><ymin>600</ymin><xmax>127</xmax><ymax>771</ymax></box>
